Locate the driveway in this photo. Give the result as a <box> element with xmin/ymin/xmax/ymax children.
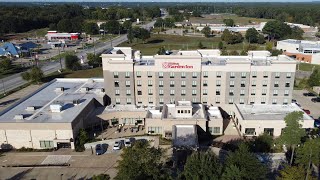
<box><xmin>293</xmin><ymin>90</ymin><xmax>320</xmax><ymax>119</ymax></box>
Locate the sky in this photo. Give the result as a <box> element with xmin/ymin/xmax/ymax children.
<box><xmin>1</xmin><ymin>0</ymin><xmax>319</xmax><ymax>2</ymax></box>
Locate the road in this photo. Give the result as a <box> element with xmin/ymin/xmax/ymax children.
<box><xmin>0</xmin><ymin>20</ymin><xmax>156</xmax><ymax>94</ymax></box>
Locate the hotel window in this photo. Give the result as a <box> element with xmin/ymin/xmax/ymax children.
<box><xmin>203</xmin><ymin>71</ymin><xmax>208</xmax><ymax>78</ymax></box>
<box><xmin>240</xmin><ymin>89</ymin><xmax>245</xmax><ymax>96</ymax></box>
<box><xmin>138</xmin><ymin>90</ymin><xmax>142</xmax><ymax>95</ymax></box>
<box><xmin>274</xmin><ymin>81</ymin><xmax>279</xmax><ymax>87</ymax></box>
<box><xmin>170</xmin><ymin>81</ymin><xmax>175</xmax><ymax>87</ymax></box>
<box><xmin>215</xmin><ymin>97</ymin><xmax>220</xmax><ymax>104</ymax></box>
<box><xmin>126</xmin><ymin>90</ymin><xmax>131</xmax><ymax>96</ymax></box>
<box><xmin>192</xmin><ymin>81</ymin><xmax>197</xmax><ymax>87</ymax></box>
<box><xmin>263</xmin><ymin>71</ymin><xmax>268</xmax><ymax>78</ymax></box>
<box><xmin>273</xmin><ymin>90</ymin><xmax>278</xmax><ymax>96</ymax></box>
<box><xmin>264</xmin><ymin>128</ymin><xmax>274</xmax><ymax>136</ymax></box>
<box><xmin>203</xmin><ymin>80</ymin><xmax>208</xmax><ymax>87</ymax></box>
<box><xmin>148</xmin><ymin>80</ymin><xmax>153</xmax><ymax>87</ymax></box>
<box><xmin>181</xmin><ymin>89</ymin><xmax>186</xmax><ymax>96</ymax></box>
<box><xmin>126</xmin><ymin>98</ymin><xmax>132</xmax><ymax>104</ymax></box>
<box><xmin>285</xmin><ymin>82</ymin><xmax>290</xmax><ymax>87</ymax></box>
<box><xmin>250</xmin><ymin>97</ymin><xmax>255</xmax><ymax>104</ymax></box>
<box><xmin>230</xmin><ymin>81</ymin><xmax>234</xmax><ymax>87</ymax></box>
<box><xmin>158</xmin><ymin>72</ymin><xmax>163</xmax><ymax>78</ymax></box>
<box><xmin>181</xmin><ymin>72</ymin><xmax>186</xmax><ymax>78</ymax></box>
<box><xmin>272</xmin><ymin>99</ymin><xmax>277</xmax><ymax>104</ymax></box>
<box><xmin>159</xmin><ymin>89</ymin><xmax>164</xmax><ymax>96</ymax></box>
<box><xmin>283</xmin><ymin>99</ymin><xmax>288</xmax><ymax>105</ymax></box>
<box><xmin>125</xmin><ymin>81</ymin><xmax>130</xmax><ymax>87</ymax></box>
<box><xmin>115</xmin><ymin>89</ymin><xmax>120</xmax><ymax>96</ymax></box>
<box><xmin>159</xmin><ymin>80</ymin><xmax>164</xmax><ymax>87</ymax></box>
<box><xmin>148</xmin><ymin>127</ymin><xmax>162</xmax><ymax>134</ymax></box>
<box><xmin>216</xmin><ymin>80</ymin><xmax>221</xmax><ymax>87</ymax></box>
<box><xmin>170</xmin><ymin>89</ymin><xmax>175</xmax><ymax>96</ymax></box>
<box><xmin>229</xmin><ymin>89</ymin><xmax>234</xmax><ymax>96</ymax></box>
<box><xmin>262</xmin><ymin>80</ymin><xmax>268</xmax><ymax>87</ymax></box>
<box><xmin>284</xmin><ymin>90</ymin><xmax>289</xmax><ymax>96</ymax></box>
<box><xmin>170</xmin><ymin>98</ymin><xmax>175</xmax><ymax>103</ymax></box>
<box><xmin>181</xmin><ymin>81</ymin><xmax>186</xmax><ymax>87</ymax></box>
<box><xmin>275</xmin><ymin>72</ymin><xmax>280</xmax><ymax>78</ymax></box>
<box><xmin>251</xmin><ymin>89</ymin><xmax>256</xmax><ymax>95</ymax></box>
<box><xmin>241</xmin><ymin>80</ymin><xmax>246</xmax><ymax>87</ymax></box>
<box><xmin>147</xmin><ymin>71</ymin><xmax>152</xmax><ymax>78</ymax></box>
<box><xmin>203</xmin><ymin>97</ymin><xmax>208</xmax><ymax>104</ymax></box>
<box><xmin>230</xmin><ymin>72</ymin><xmax>235</xmax><ymax>78</ymax></box>
<box><xmin>115</xmin><ymin>98</ymin><xmax>120</xmax><ymax>104</ymax></box>
<box><xmin>181</xmin><ymin>98</ymin><xmax>186</xmax><ymax>101</ymax></box>
<box><xmin>261</xmin><ymin>97</ymin><xmax>266</xmax><ymax>104</ymax></box>
<box><xmin>239</xmin><ymin>98</ymin><xmax>244</xmax><ymax>104</ymax></box>
<box><xmin>252</xmin><ymin>71</ymin><xmax>257</xmax><ymax>78</ymax></box>
<box><xmin>213</xmin><ymin>127</ymin><xmax>220</xmax><ymax>134</ymax></box>
<box><xmin>192</xmin><ymin>89</ymin><xmax>197</xmax><ymax>96</ymax></box>
<box><xmin>137</xmin><ymin>98</ymin><xmax>142</xmax><ymax>104</ymax></box>
<box><xmin>136</xmin><ymin>71</ymin><xmax>141</xmax><ymax>78</ymax></box>
<box><xmin>148</xmin><ymin>89</ymin><xmax>153</xmax><ymax>95</ymax></box>
<box><xmin>137</xmin><ymin>80</ymin><xmax>141</xmax><ymax>87</ymax></box>
<box><xmin>39</xmin><ymin>141</ymin><xmax>54</xmax><ymax>148</ymax></box>
<box><xmin>203</xmin><ymin>89</ymin><xmax>208</xmax><ymax>95</ymax></box>
<box><xmin>170</xmin><ymin>72</ymin><xmax>175</xmax><ymax>78</ymax></box>
<box><xmin>159</xmin><ymin>98</ymin><xmax>164</xmax><ymax>104</ymax></box>
<box><xmin>245</xmin><ymin>128</ymin><xmax>255</xmax><ymax>135</ymax></box>
<box><xmin>286</xmin><ymin>72</ymin><xmax>291</xmax><ymax>78</ymax></box>
<box><xmin>262</xmin><ymin>89</ymin><xmax>267</xmax><ymax>95</ymax></box>
<box><xmin>216</xmin><ymin>89</ymin><xmax>221</xmax><ymax>95</ymax></box>
<box><xmin>216</xmin><ymin>71</ymin><xmax>222</xmax><ymax>78</ymax></box>
<box><xmin>192</xmin><ymin>72</ymin><xmax>197</xmax><ymax>78</ymax></box>
<box><xmin>113</xmin><ymin>72</ymin><xmax>119</xmax><ymax>78</ymax></box>
<box><xmin>251</xmin><ymin>80</ymin><xmax>256</xmax><ymax>87</ymax></box>
<box><xmin>241</xmin><ymin>72</ymin><xmax>246</xmax><ymax>78</ymax></box>
<box><xmin>125</xmin><ymin>72</ymin><xmax>130</xmax><ymax>78</ymax></box>
<box><xmin>228</xmin><ymin>98</ymin><xmax>234</xmax><ymax>104</ymax></box>
<box><xmin>114</xmin><ymin>81</ymin><xmax>119</xmax><ymax>87</ymax></box>
<box><xmin>192</xmin><ymin>98</ymin><xmax>197</xmax><ymax>102</ymax></box>
<box><xmin>148</xmin><ymin>97</ymin><xmax>153</xmax><ymax>104</ymax></box>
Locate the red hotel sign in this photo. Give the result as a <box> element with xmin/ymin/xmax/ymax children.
<box><xmin>162</xmin><ymin>62</ymin><xmax>193</xmax><ymax>69</ymax></box>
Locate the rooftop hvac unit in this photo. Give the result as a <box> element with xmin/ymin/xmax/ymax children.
<box><xmin>100</xmin><ymin>88</ymin><xmax>105</xmax><ymax>93</ymax></box>
<box><xmin>73</xmin><ymin>99</ymin><xmax>81</xmax><ymax>105</ymax></box>
<box><xmin>26</xmin><ymin>106</ymin><xmax>36</xmax><ymax>111</ymax></box>
<box><xmin>14</xmin><ymin>114</ymin><xmax>24</xmax><ymax>120</ymax></box>
<box><xmin>50</xmin><ymin>104</ymin><xmax>62</xmax><ymax>113</ymax></box>
<box><xmin>55</xmin><ymin>87</ymin><xmax>64</xmax><ymax>92</ymax></box>
<box><xmin>81</xmin><ymin>87</ymin><xmax>89</xmax><ymax>92</ymax></box>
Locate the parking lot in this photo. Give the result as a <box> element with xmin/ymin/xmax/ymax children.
<box><xmin>293</xmin><ymin>90</ymin><xmax>320</xmax><ymax>119</ymax></box>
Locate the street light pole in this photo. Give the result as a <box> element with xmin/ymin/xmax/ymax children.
<box><xmin>2</xmin><ymin>80</ymin><xmax>6</xmax><ymax>95</ymax></box>
<box><xmin>58</xmin><ymin>45</ymin><xmax>62</xmax><ymax>70</ymax></box>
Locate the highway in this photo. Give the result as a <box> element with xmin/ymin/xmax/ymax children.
<box><xmin>0</xmin><ymin>20</ymin><xmax>156</xmax><ymax>94</ymax></box>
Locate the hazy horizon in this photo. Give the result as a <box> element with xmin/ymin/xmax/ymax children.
<box><xmin>1</xmin><ymin>0</ymin><xmax>319</xmax><ymax>2</ymax></box>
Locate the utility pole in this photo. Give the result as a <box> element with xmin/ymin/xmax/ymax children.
<box><xmin>2</xmin><ymin>80</ymin><xmax>6</xmax><ymax>96</ymax></box>
<box><xmin>93</xmin><ymin>38</ymin><xmax>96</xmax><ymax>56</ymax></box>
<box><xmin>58</xmin><ymin>44</ymin><xmax>62</xmax><ymax>70</ymax></box>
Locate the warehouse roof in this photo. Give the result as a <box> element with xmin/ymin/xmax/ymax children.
<box><xmin>0</xmin><ymin>78</ymin><xmax>105</xmax><ymax>123</ymax></box>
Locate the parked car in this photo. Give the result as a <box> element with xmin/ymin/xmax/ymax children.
<box><xmin>303</xmin><ymin>92</ymin><xmax>316</xmax><ymax>97</ymax></box>
<box><xmin>125</xmin><ymin>138</ymin><xmax>132</xmax><ymax>147</ymax></box>
<box><xmin>303</xmin><ymin>109</ymin><xmax>311</xmax><ymax>115</ymax></box>
<box><xmin>113</xmin><ymin>141</ymin><xmax>123</xmax><ymax>150</ymax></box>
<box><xmin>95</xmin><ymin>144</ymin><xmax>104</xmax><ymax>155</ymax></box>
<box><xmin>311</xmin><ymin>97</ymin><xmax>320</xmax><ymax>103</ymax></box>
<box><xmin>314</xmin><ymin>120</ymin><xmax>320</xmax><ymax>128</ymax></box>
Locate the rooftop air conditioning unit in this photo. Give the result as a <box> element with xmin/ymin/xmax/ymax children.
<box><xmin>50</xmin><ymin>104</ymin><xmax>62</xmax><ymax>113</ymax></box>
<box><xmin>73</xmin><ymin>99</ymin><xmax>81</xmax><ymax>105</ymax></box>
<box><xmin>14</xmin><ymin>114</ymin><xmax>24</xmax><ymax>120</ymax></box>
<box><xmin>100</xmin><ymin>88</ymin><xmax>105</xmax><ymax>93</ymax></box>
<box><xmin>81</xmin><ymin>87</ymin><xmax>89</xmax><ymax>92</ymax></box>
<box><xmin>55</xmin><ymin>87</ymin><xmax>64</xmax><ymax>92</ymax></box>
<box><xmin>26</xmin><ymin>106</ymin><xmax>36</xmax><ymax>111</ymax></box>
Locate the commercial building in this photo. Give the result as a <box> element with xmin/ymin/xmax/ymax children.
<box><xmin>232</xmin><ymin>103</ymin><xmax>314</xmax><ymax>136</ymax></box>
<box><xmin>0</xmin><ymin>42</ymin><xmax>20</xmax><ymax>57</ymax></box>
<box><xmin>45</xmin><ymin>31</ymin><xmax>79</xmax><ymax>41</ymax></box>
<box><xmin>196</xmin><ymin>22</ymin><xmax>266</xmax><ymax>33</ymax></box>
<box><xmin>102</xmin><ymin>47</ymin><xmax>296</xmax><ymax>107</ymax></box>
<box><xmin>277</xmin><ymin>39</ymin><xmax>320</xmax><ymax>64</ymax></box>
<box><xmin>0</xmin><ymin>78</ymin><xmax>106</xmax><ymax>149</ymax></box>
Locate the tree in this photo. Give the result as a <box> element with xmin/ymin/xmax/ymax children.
<box><xmin>75</xmin><ymin>128</ymin><xmax>88</xmax><ymax>152</ymax></box>
<box><xmin>223</xmin><ymin>19</ymin><xmax>235</xmax><ymax>27</ymax></box>
<box><xmin>277</xmin><ymin>165</ymin><xmax>307</xmax><ymax>180</ymax></box>
<box><xmin>127</xmin><ymin>27</ymin><xmax>134</xmax><ymax>43</ymax></box>
<box><xmin>257</xmin><ymin>34</ymin><xmax>266</xmax><ymax>44</ymax></box>
<box><xmin>65</xmin><ymin>54</ymin><xmax>81</xmax><ymax>71</ymax></box>
<box><xmin>262</xmin><ymin>20</ymin><xmax>292</xmax><ymax>40</ymax></box>
<box><xmin>201</xmin><ymin>26</ymin><xmax>211</xmax><ymax>38</ymax></box>
<box><xmin>101</xmin><ymin>20</ymin><xmax>121</xmax><ymax>35</ymax></box>
<box><xmin>21</xmin><ymin>66</ymin><xmax>44</xmax><ymax>84</ymax></box>
<box><xmin>132</xmin><ymin>27</ymin><xmax>150</xmax><ymax>43</ymax></box>
<box><xmin>115</xmin><ymin>141</ymin><xmax>165</xmax><ymax>180</ymax></box>
<box><xmin>198</xmin><ymin>42</ymin><xmax>204</xmax><ymax>49</ymax></box>
<box><xmin>87</xmin><ymin>53</ymin><xmax>102</xmax><ymax>67</ymax></box>
<box><xmin>296</xmin><ymin>138</ymin><xmax>320</xmax><ymax>174</ymax></box>
<box><xmin>182</xmin><ymin>151</ymin><xmax>222</xmax><ymax>180</ymax></box>
<box><xmin>307</xmin><ymin>69</ymin><xmax>320</xmax><ymax>87</ymax></box>
<box><xmin>122</xmin><ymin>20</ymin><xmax>132</xmax><ymax>30</ymax></box>
<box><xmin>278</xmin><ymin>111</ymin><xmax>306</xmax><ymax>165</ymax></box>
<box><xmin>157</xmin><ymin>47</ymin><xmax>166</xmax><ymax>55</ymax></box>
<box><xmin>245</xmin><ymin>28</ymin><xmax>259</xmax><ymax>43</ymax></box>
<box><xmin>57</xmin><ymin>19</ymin><xmax>73</xmax><ymax>32</ymax></box>
<box><xmin>218</xmin><ymin>41</ymin><xmax>224</xmax><ymax>50</ymax></box>
<box><xmin>0</xmin><ymin>58</ymin><xmax>12</xmax><ymax>72</ymax></box>
<box><xmin>222</xmin><ymin>29</ymin><xmax>243</xmax><ymax>44</ymax></box>
<box><xmin>229</xmin><ymin>50</ymin><xmax>239</xmax><ymax>55</ymax></box>
<box><xmin>222</xmin><ymin>143</ymin><xmax>268</xmax><ymax>180</ymax></box>
<box><xmin>221</xmin><ymin>29</ymin><xmax>233</xmax><ymax>43</ymax></box>
<box><xmin>83</xmin><ymin>22</ymin><xmax>99</xmax><ymax>35</ymax></box>
<box><xmin>92</xmin><ymin>174</ymin><xmax>110</xmax><ymax>180</ymax></box>
<box><xmin>248</xmin><ymin>133</ymin><xmax>274</xmax><ymax>153</ymax></box>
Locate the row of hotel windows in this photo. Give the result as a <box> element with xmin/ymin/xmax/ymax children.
<box><xmin>115</xmin><ymin>89</ymin><xmax>290</xmax><ymax>97</ymax></box>
<box><xmin>113</xmin><ymin>71</ymin><xmax>292</xmax><ymax>79</ymax></box>
<box><xmin>114</xmin><ymin>97</ymin><xmax>289</xmax><ymax>105</ymax></box>
<box><xmin>115</xmin><ymin>80</ymin><xmax>291</xmax><ymax>88</ymax></box>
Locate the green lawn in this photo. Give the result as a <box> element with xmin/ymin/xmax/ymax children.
<box><xmin>297</xmin><ymin>63</ymin><xmax>320</xmax><ymax>72</ymax></box>
<box><xmin>118</xmin><ymin>34</ymin><xmax>265</xmax><ymax>55</ymax></box>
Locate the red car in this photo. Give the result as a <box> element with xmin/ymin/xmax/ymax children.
<box><xmin>303</xmin><ymin>109</ymin><xmax>311</xmax><ymax>115</ymax></box>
